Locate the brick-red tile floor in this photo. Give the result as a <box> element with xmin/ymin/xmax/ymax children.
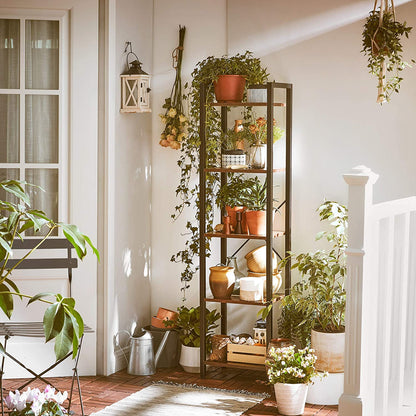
<box><xmin>3</xmin><ymin>367</ymin><xmax>338</xmax><ymax>415</ymax></box>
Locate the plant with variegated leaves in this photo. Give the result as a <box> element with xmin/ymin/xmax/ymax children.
<box><xmin>0</xmin><ymin>180</ymin><xmax>99</xmax><ymax>361</ymax></box>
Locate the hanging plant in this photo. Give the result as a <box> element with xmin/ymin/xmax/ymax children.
<box><xmin>362</xmin><ymin>0</ymin><xmax>413</xmax><ymax>103</ymax></box>
<box><xmin>159</xmin><ymin>26</ymin><xmax>188</xmax><ymax>150</ymax></box>
<box><xmin>170</xmin><ymin>51</ymin><xmax>268</xmax><ymax>299</ymax></box>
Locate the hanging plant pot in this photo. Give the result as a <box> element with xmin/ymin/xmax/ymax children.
<box><xmin>214</xmin><ymin>75</ymin><xmax>246</xmax><ymax>102</ymax></box>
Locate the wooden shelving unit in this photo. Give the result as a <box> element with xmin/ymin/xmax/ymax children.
<box><xmin>199</xmin><ymin>82</ymin><xmax>293</xmax><ymax>377</ymax></box>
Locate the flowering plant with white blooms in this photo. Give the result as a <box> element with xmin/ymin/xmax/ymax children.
<box><xmin>267</xmin><ymin>345</ymin><xmax>323</xmax><ymax>385</ymax></box>
<box><xmin>4</xmin><ymin>386</ymin><xmax>68</xmax><ymax>416</ymax></box>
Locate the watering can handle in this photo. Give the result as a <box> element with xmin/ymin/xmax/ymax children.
<box><xmin>154</xmin><ymin>330</ymin><xmax>171</xmax><ymax>367</ymax></box>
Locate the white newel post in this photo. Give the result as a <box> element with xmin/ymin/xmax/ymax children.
<box><xmin>339</xmin><ymin>166</ymin><xmax>379</xmax><ymax>416</ymax></box>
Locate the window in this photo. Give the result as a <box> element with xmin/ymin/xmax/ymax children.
<box><xmin>0</xmin><ymin>12</ymin><xmax>67</xmax><ymax>234</ymax></box>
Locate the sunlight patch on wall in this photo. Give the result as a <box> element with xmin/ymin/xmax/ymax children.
<box><xmin>123</xmin><ymin>248</ymin><xmax>132</xmax><ymax>278</ymax></box>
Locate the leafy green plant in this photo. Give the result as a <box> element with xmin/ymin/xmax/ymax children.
<box><xmin>281</xmin><ymin>201</ymin><xmax>347</xmax><ymax>333</ymax></box>
<box><xmin>165</xmin><ymin>305</ymin><xmax>220</xmax><ymax>348</ymax></box>
<box><xmin>362</xmin><ymin>3</ymin><xmax>413</xmax><ymax>103</ymax></box>
<box><xmin>0</xmin><ymin>180</ymin><xmax>99</xmax><ymax>360</ymax></box>
<box><xmin>215</xmin><ymin>174</ymin><xmax>252</xmax><ymax>208</ymax></box>
<box><xmin>220</xmin><ymin>128</ymin><xmax>245</xmax><ymax>152</ymax></box>
<box><xmin>171</xmin><ymin>52</ymin><xmax>268</xmax><ymax>298</ymax></box>
<box><xmin>277</xmin><ymin>302</ymin><xmax>313</xmax><ymax>348</ymax></box>
<box><xmin>240</xmin><ymin>176</ymin><xmax>277</xmax><ymax>211</ymax></box>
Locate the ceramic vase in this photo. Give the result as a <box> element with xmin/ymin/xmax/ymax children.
<box><xmin>209</xmin><ymin>266</ymin><xmax>235</xmax><ymax>299</ymax></box>
<box><xmin>274</xmin><ymin>382</ymin><xmax>308</xmax><ymax>416</ymax></box>
<box><xmin>225</xmin><ymin>206</ymin><xmax>248</xmax><ymax>233</ymax></box>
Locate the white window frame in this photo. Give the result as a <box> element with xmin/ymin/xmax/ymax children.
<box><xmin>0</xmin><ymin>8</ymin><xmax>68</xmax><ymax>227</ymax></box>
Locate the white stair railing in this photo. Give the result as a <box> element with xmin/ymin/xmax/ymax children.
<box><xmin>339</xmin><ymin>166</ymin><xmax>416</xmax><ymax>416</ymax></box>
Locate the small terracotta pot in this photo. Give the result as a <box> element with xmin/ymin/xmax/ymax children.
<box><xmin>214</xmin><ymin>75</ymin><xmax>246</xmax><ymax>102</ymax></box>
<box><xmin>225</xmin><ymin>206</ymin><xmax>248</xmax><ymax>234</ymax></box>
<box><xmin>156</xmin><ymin>307</ymin><xmax>178</xmax><ymax>322</ymax></box>
<box><xmin>209</xmin><ymin>266</ymin><xmax>235</xmax><ymax>299</ymax></box>
<box><xmin>245</xmin><ymin>210</ymin><xmax>267</xmax><ymax>235</ymax></box>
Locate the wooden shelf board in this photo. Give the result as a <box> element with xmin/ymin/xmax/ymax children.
<box><xmin>205</xmin><ymin>167</ymin><xmax>285</xmax><ymax>174</ymax></box>
<box><xmin>204</xmin><ymin>360</ymin><xmax>266</xmax><ymax>371</ymax></box>
<box><xmin>210</xmin><ymin>102</ymin><xmax>285</xmax><ymax>107</ymax></box>
<box><xmin>205</xmin><ymin>294</ymin><xmax>284</xmax><ymax>306</ymax></box>
<box><xmin>205</xmin><ymin>231</ymin><xmax>285</xmax><ymax>240</ymax></box>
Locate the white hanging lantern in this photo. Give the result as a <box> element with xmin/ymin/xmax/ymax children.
<box><xmin>120</xmin><ymin>42</ymin><xmax>151</xmax><ymax>113</ymax></box>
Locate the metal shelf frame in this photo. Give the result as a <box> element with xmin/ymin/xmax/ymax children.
<box><xmin>199</xmin><ymin>82</ymin><xmax>293</xmax><ymax>377</ymax></box>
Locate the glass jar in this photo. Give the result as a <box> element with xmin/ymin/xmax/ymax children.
<box><xmin>226</xmin><ymin>256</ymin><xmax>244</xmax><ymax>295</ymax></box>
<box><xmin>249</xmin><ymin>140</ymin><xmax>266</xmax><ymax>169</ymax></box>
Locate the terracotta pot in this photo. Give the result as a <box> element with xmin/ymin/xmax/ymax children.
<box><xmin>156</xmin><ymin>307</ymin><xmax>178</xmax><ymax>322</ymax></box>
<box><xmin>311</xmin><ymin>329</ymin><xmax>345</xmax><ymax>373</ymax></box>
<box><xmin>214</xmin><ymin>75</ymin><xmax>246</xmax><ymax>102</ymax></box>
<box><xmin>274</xmin><ymin>382</ymin><xmax>308</xmax><ymax>416</ymax></box>
<box><xmin>245</xmin><ymin>210</ymin><xmax>267</xmax><ymax>235</ymax></box>
<box><xmin>209</xmin><ymin>266</ymin><xmax>235</xmax><ymax>299</ymax></box>
<box><xmin>225</xmin><ymin>206</ymin><xmax>248</xmax><ymax>233</ymax></box>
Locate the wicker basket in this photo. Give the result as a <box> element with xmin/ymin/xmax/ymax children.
<box><xmin>245</xmin><ymin>245</ymin><xmax>278</xmax><ymax>273</ymax></box>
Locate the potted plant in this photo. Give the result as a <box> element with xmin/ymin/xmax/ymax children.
<box><xmin>361</xmin><ymin>1</ymin><xmax>413</xmax><ymax>103</ymax></box>
<box><xmin>165</xmin><ymin>305</ymin><xmax>220</xmax><ymax>373</ymax></box>
<box><xmin>215</xmin><ymin>174</ymin><xmax>253</xmax><ymax>233</ymax></box>
<box><xmin>281</xmin><ymin>200</ymin><xmax>347</xmax><ymax>373</ymax></box>
<box><xmin>0</xmin><ymin>180</ymin><xmax>99</xmax><ymax>360</ymax></box>
<box><xmin>267</xmin><ymin>345</ymin><xmax>321</xmax><ymax>415</ymax></box>
<box><xmin>245</xmin><ymin>117</ymin><xmax>284</xmax><ymax>169</ymax></box>
<box><xmin>240</xmin><ymin>176</ymin><xmax>277</xmax><ymax>235</ymax></box>
<box><xmin>220</xmin><ymin>128</ymin><xmax>246</xmax><ymax>168</ymax></box>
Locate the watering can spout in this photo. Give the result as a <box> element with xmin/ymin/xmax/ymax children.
<box><xmin>154</xmin><ymin>330</ymin><xmax>171</xmax><ymax>367</ymax></box>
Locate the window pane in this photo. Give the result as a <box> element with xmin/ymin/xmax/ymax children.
<box><xmin>25</xmin><ymin>168</ymin><xmax>58</xmax><ymax>236</ymax></box>
<box><xmin>25</xmin><ymin>20</ymin><xmax>59</xmax><ymax>90</ymax></box>
<box><xmin>0</xmin><ymin>19</ymin><xmax>19</xmax><ymax>89</ymax></box>
<box><xmin>0</xmin><ymin>94</ymin><xmax>19</xmax><ymax>162</ymax></box>
<box><xmin>25</xmin><ymin>95</ymin><xmax>58</xmax><ymax>163</ymax></box>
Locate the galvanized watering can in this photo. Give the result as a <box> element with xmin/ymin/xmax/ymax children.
<box><xmin>127</xmin><ymin>328</ymin><xmax>170</xmax><ymax>376</ymax></box>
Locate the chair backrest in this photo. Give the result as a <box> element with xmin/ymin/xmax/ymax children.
<box><xmin>1</xmin><ymin>238</ymin><xmax>78</xmax><ymax>295</ymax></box>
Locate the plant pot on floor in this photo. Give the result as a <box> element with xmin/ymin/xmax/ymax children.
<box><xmin>245</xmin><ymin>210</ymin><xmax>267</xmax><ymax>235</ymax></box>
<box><xmin>274</xmin><ymin>382</ymin><xmax>308</xmax><ymax>416</ymax></box>
<box><xmin>311</xmin><ymin>329</ymin><xmax>345</xmax><ymax>373</ymax></box>
<box><xmin>179</xmin><ymin>344</ymin><xmax>200</xmax><ymax>373</ymax></box>
<box><xmin>214</xmin><ymin>75</ymin><xmax>246</xmax><ymax>102</ymax></box>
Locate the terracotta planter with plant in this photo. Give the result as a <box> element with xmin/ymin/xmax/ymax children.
<box><xmin>165</xmin><ymin>306</ymin><xmax>220</xmax><ymax>373</ymax></box>
<box><xmin>281</xmin><ymin>201</ymin><xmax>347</xmax><ymax>370</ymax></box>
<box><xmin>214</xmin><ymin>75</ymin><xmax>246</xmax><ymax>102</ymax></box>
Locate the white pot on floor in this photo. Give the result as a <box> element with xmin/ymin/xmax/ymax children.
<box><xmin>274</xmin><ymin>382</ymin><xmax>308</xmax><ymax>416</ymax></box>
<box><xmin>179</xmin><ymin>344</ymin><xmax>200</xmax><ymax>373</ymax></box>
<box><xmin>311</xmin><ymin>329</ymin><xmax>345</xmax><ymax>373</ymax></box>
<box><xmin>306</xmin><ymin>372</ymin><xmax>344</xmax><ymax>405</ymax></box>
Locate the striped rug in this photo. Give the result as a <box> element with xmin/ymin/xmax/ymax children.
<box><xmin>90</xmin><ymin>382</ymin><xmax>268</xmax><ymax>416</ymax></box>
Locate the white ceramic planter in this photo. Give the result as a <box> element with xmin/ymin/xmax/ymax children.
<box><xmin>306</xmin><ymin>372</ymin><xmax>344</xmax><ymax>405</ymax></box>
<box><xmin>311</xmin><ymin>329</ymin><xmax>345</xmax><ymax>373</ymax></box>
<box><xmin>274</xmin><ymin>383</ymin><xmax>308</xmax><ymax>416</ymax></box>
<box><xmin>179</xmin><ymin>344</ymin><xmax>200</xmax><ymax>373</ymax></box>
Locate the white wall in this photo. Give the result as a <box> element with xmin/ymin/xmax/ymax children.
<box><xmin>151</xmin><ymin>0</ymin><xmax>227</xmax><ymax>311</ymax></box>
<box><xmin>100</xmin><ymin>0</ymin><xmax>153</xmax><ymax>374</ymax></box>
<box><xmin>150</xmin><ymin>0</ymin><xmax>416</xmax><ymax>338</ymax></box>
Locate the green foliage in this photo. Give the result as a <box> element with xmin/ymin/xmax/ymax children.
<box><xmin>281</xmin><ymin>201</ymin><xmax>347</xmax><ymax>333</ymax></box>
<box><xmin>165</xmin><ymin>305</ymin><xmax>220</xmax><ymax>348</ymax></box>
<box><xmin>362</xmin><ymin>6</ymin><xmax>413</xmax><ymax>103</ymax></box>
<box><xmin>220</xmin><ymin>128</ymin><xmax>245</xmax><ymax>151</ymax></box>
<box><xmin>0</xmin><ymin>180</ymin><xmax>99</xmax><ymax>361</ymax></box>
<box><xmin>171</xmin><ymin>51</ymin><xmax>268</xmax><ymax>298</ymax></box>
<box><xmin>215</xmin><ymin>174</ymin><xmax>252</xmax><ymax>208</ymax></box>
<box><xmin>277</xmin><ymin>301</ymin><xmax>313</xmax><ymax>348</ymax></box>
<box><xmin>240</xmin><ymin>176</ymin><xmax>273</xmax><ymax>211</ymax></box>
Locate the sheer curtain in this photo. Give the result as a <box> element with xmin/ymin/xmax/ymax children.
<box><xmin>0</xmin><ymin>19</ymin><xmax>60</xmax><ymax>233</ymax></box>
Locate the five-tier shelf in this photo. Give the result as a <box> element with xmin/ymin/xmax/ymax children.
<box><xmin>199</xmin><ymin>82</ymin><xmax>293</xmax><ymax>376</ymax></box>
